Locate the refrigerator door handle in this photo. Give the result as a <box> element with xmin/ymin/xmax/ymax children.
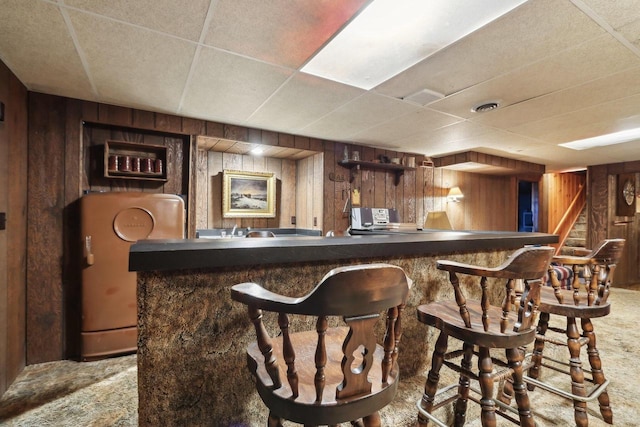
<box><xmin>85</xmin><ymin>235</ymin><xmax>95</xmax><ymax>266</ymax></box>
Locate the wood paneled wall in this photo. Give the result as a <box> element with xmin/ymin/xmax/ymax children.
<box><xmin>21</xmin><ymin>89</ymin><xmax>530</xmax><ymax>369</ymax></box>
<box><xmin>540</xmin><ymin>171</ymin><xmax>586</xmax><ymax>233</ymax></box>
<box><xmin>193</xmin><ymin>149</ymin><xmax>323</xmax><ymax>232</ymax></box>
<box><xmin>0</xmin><ymin>60</ymin><xmax>28</xmax><ymax>396</ymax></box>
<box><xmin>588</xmin><ymin>162</ymin><xmax>640</xmax><ymax>285</ymax></box>
<box><xmin>323</xmin><ymin>143</ymin><xmax>425</xmax><ymax>232</ymax></box>
<box><xmin>296</xmin><ymin>153</ymin><xmax>324</xmax><ymax>231</ymax></box>
<box><xmin>322</xmin><ymin>142</ymin><xmax>519</xmax><ymax>232</ymax></box>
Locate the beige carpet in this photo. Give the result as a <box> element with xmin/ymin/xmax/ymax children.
<box><xmin>2</xmin><ymin>287</ymin><xmax>639</xmax><ymax>426</ymax></box>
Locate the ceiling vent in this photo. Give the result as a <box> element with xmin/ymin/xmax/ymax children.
<box><xmin>471</xmin><ymin>101</ymin><xmax>500</xmax><ymax>113</ymax></box>
<box><xmin>403</xmin><ymin>88</ymin><xmax>445</xmax><ymax>106</ymax></box>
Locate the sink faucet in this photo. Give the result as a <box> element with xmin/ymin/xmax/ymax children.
<box><xmin>231</xmin><ymin>224</ymin><xmax>237</xmax><ymax>237</ymax></box>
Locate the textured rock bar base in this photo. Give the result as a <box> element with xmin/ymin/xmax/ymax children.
<box><xmin>137</xmin><ymin>250</ymin><xmax>511</xmax><ymax>425</ymax></box>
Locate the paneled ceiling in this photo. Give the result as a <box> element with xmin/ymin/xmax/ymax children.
<box><xmin>1</xmin><ymin>0</ymin><xmax>640</xmax><ymax>172</ymax></box>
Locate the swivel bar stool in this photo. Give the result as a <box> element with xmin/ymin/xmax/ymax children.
<box><xmin>416</xmin><ymin>246</ymin><xmax>554</xmax><ymax>427</ymax></box>
<box><xmin>232</xmin><ymin>263</ymin><xmax>412</xmax><ymax>427</ymax></box>
<box><xmin>524</xmin><ymin>239</ymin><xmax>625</xmax><ymax>427</ymax></box>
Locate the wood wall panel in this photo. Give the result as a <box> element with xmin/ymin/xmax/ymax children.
<box><xmin>0</xmin><ymin>59</ymin><xmax>11</xmax><ymax>394</ymax></box>
<box><xmin>587</xmin><ymin>163</ymin><xmax>640</xmax><ymax>286</ymax></box>
<box><xmin>195</xmin><ymin>150</ymin><xmax>208</xmax><ymax>230</ymax></box>
<box><xmin>313</xmin><ymin>153</ymin><xmax>324</xmax><ymax>230</ymax></box>
<box><xmin>0</xmin><ymin>61</ymin><xmax>28</xmax><ymax>396</ymax></box>
<box><xmin>62</xmin><ymin>97</ymin><xmax>82</xmax><ymax>360</ymax></box>
<box><xmin>296</xmin><ymin>156</ymin><xmax>310</xmax><ymax>229</ymax></box>
<box><xmin>542</xmin><ymin>172</ymin><xmax>586</xmax><ymax>233</ymax></box>
<box><xmin>27</xmin><ymin>93</ymin><xmax>66</xmax><ymax>364</ymax></box>
<box><xmin>282</xmin><ymin>157</ymin><xmax>297</xmax><ymax>228</ymax></box>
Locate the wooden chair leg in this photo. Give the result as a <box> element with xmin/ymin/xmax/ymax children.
<box><xmin>454</xmin><ymin>343</ymin><xmax>474</xmax><ymax>427</ymax></box>
<box><xmin>507</xmin><ymin>347</ymin><xmax>535</xmax><ymax>427</ymax></box>
<box><xmin>362</xmin><ymin>412</ymin><xmax>381</xmax><ymax>427</ymax></box>
<box><xmin>527</xmin><ymin>312</ymin><xmax>550</xmax><ymax>391</ymax></box>
<box><xmin>268</xmin><ymin>411</ymin><xmax>284</xmax><ymax>427</ymax></box>
<box><xmin>418</xmin><ymin>331</ymin><xmax>448</xmax><ymax>427</ymax></box>
<box><xmin>497</xmin><ymin>376</ymin><xmax>514</xmax><ymax>407</ymax></box>
<box><xmin>567</xmin><ymin>317</ymin><xmax>589</xmax><ymax>427</ymax></box>
<box><xmin>581</xmin><ymin>317</ymin><xmax>613</xmax><ymax>424</ymax></box>
<box><xmin>477</xmin><ymin>346</ymin><xmax>497</xmax><ymax>427</ymax></box>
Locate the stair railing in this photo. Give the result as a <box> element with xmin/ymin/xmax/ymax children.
<box><xmin>551</xmin><ymin>183</ymin><xmax>586</xmax><ymax>254</ymax></box>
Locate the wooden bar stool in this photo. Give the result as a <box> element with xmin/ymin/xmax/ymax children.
<box><xmin>416</xmin><ymin>246</ymin><xmax>554</xmax><ymax>427</ymax></box>
<box><xmin>523</xmin><ymin>239</ymin><xmax>625</xmax><ymax>427</ymax></box>
<box><xmin>231</xmin><ymin>263</ymin><xmax>412</xmax><ymax>426</ymax></box>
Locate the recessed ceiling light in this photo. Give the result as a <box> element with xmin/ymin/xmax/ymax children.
<box><xmin>559</xmin><ymin>127</ymin><xmax>640</xmax><ymax>150</ymax></box>
<box><xmin>250</xmin><ymin>147</ymin><xmax>264</xmax><ymax>156</ymax></box>
<box><xmin>301</xmin><ymin>0</ymin><xmax>527</xmax><ymax>90</ymax></box>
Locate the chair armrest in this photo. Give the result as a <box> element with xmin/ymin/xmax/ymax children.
<box><xmin>231</xmin><ymin>282</ymin><xmax>302</xmax><ymax>311</ymax></box>
<box><xmin>572</xmin><ymin>248</ymin><xmax>591</xmax><ymax>257</ymax></box>
<box><xmin>551</xmin><ymin>255</ymin><xmax>593</xmax><ymax>265</ymax></box>
<box><xmin>437</xmin><ymin>260</ymin><xmax>500</xmax><ymax>277</ymax></box>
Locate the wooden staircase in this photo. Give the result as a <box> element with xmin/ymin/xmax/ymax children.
<box><xmin>560</xmin><ymin>208</ymin><xmax>586</xmax><ymax>255</ymax></box>
<box><xmin>551</xmin><ymin>183</ymin><xmax>586</xmax><ymax>255</ymax></box>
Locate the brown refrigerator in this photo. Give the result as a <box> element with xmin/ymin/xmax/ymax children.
<box><xmin>80</xmin><ymin>192</ymin><xmax>185</xmax><ymax>360</ymax></box>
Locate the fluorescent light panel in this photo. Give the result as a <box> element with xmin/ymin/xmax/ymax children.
<box><xmin>301</xmin><ymin>0</ymin><xmax>527</xmax><ymax>90</ymax></box>
<box><xmin>559</xmin><ymin>127</ymin><xmax>640</xmax><ymax>150</ymax></box>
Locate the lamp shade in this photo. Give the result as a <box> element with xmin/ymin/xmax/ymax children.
<box><xmin>447</xmin><ymin>186</ymin><xmax>464</xmax><ymax>202</ymax></box>
<box><xmin>423</xmin><ymin>211</ymin><xmax>453</xmax><ymax>230</ymax></box>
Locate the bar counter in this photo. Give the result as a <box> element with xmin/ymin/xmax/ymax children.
<box><xmin>130</xmin><ymin>231</ymin><xmax>557</xmax><ymax>426</ymax></box>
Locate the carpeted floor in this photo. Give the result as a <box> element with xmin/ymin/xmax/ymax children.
<box><xmin>2</xmin><ymin>286</ymin><xmax>639</xmax><ymax>426</ymax></box>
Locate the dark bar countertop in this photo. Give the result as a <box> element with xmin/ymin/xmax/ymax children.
<box><xmin>129</xmin><ymin>230</ymin><xmax>557</xmax><ymax>271</ymax></box>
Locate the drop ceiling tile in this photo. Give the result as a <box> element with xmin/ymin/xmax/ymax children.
<box><xmin>470</xmin><ymin>66</ymin><xmax>640</xmax><ymax>129</ymax></box>
<box><xmin>423</xmin><ymin>129</ymin><xmax>548</xmax><ymax>162</ymax></box>
<box><xmin>300</xmin><ymin>92</ymin><xmax>422</xmax><ymax>140</ymax></box>
<box><xmin>204</xmin><ymin>0</ymin><xmax>368</xmax><ymax>68</ymax></box>
<box><xmin>474</xmin><ymin>145</ymin><xmax>594</xmax><ymax>172</ymax></box>
<box><xmin>180</xmin><ymin>46</ymin><xmax>293</xmax><ymax>123</ymax></box>
<box><xmin>352</xmin><ymin>108</ymin><xmax>462</xmax><ymax>144</ymax></box>
<box><xmin>511</xmin><ymin>93</ymin><xmax>640</xmax><ymax>143</ymax></box>
<box><xmin>247</xmin><ymin>72</ymin><xmax>364</xmax><ymax>131</ymax></box>
<box><xmin>390</xmin><ymin>121</ymin><xmax>495</xmax><ymax>154</ymax></box>
<box><xmin>471</xmin><ymin>130</ymin><xmax>548</xmax><ymax>153</ymax></box>
<box><xmin>581</xmin><ymin>0</ymin><xmax>640</xmax><ymax>29</ymax></box>
<box><xmin>619</xmin><ymin>19</ymin><xmax>640</xmax><ymax>49</ymax></box>
<box><xmin>375</xmin><ymin>0</ymin><xmax>606</xmax><ymax>99</ymax></box>
<box><xmin>64</xmin><ymin>0</ymin><xmax>211</xmax><ymax>41</ymax></box>
<box><xmin>0</xmin><ymin>0</ymin><xmax>94</xmax><ymax>100</ymax></box>
<box><xmin>70</xmin><ymin>10</ymin><xmax>195</xmax><ymax>112</ymax></box>
<box><xmin>428</xmin><ymin>34</ymin><xmax>640</xmax><ymax>120</ymax></box>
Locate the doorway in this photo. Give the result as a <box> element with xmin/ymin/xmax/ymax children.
<box><xmin>518</xmin><ymin>180</ymin><xmax>539</xmax><ymax>232</ymax></box>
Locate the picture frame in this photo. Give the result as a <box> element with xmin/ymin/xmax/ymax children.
<box><xmin>222</xmin><ymin>170</ymin><xmax>276</xmax><ymax>218</ymax></box>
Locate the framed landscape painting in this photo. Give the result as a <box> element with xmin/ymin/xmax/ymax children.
<box><xmin>222</xmin><ymin>170</ymin><xmax>276</xmax><ymax>218</ymax></box>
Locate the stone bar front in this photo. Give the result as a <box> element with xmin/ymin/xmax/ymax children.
<box><xmin>129</xmin><ymin>231</ymin><xmax>557</xmax><ymax>426</ymax></box>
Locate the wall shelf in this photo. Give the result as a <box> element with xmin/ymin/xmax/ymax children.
<box><xmin>104</xmin><ymin>140</ymin><xmax>167</xmax><ymax>182</ymax></box>
<box><xmin>338</xmin><ymin>160</ymin><xmax>415</xmax><ymax>185</ymax></box>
